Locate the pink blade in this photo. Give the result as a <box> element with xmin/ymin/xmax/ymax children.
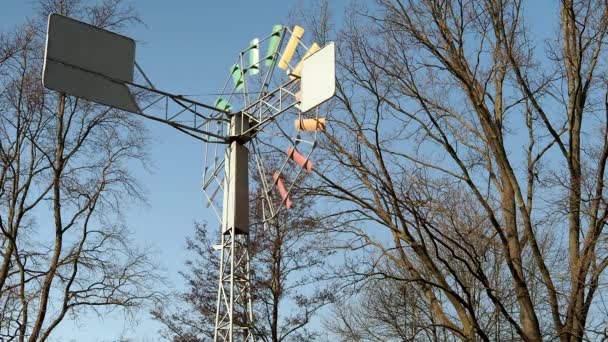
<box><xmin>273</xmin><ymin>172</ymin><xmax>293</xmax><ymax>209</ymax></box>
<box><xmin>287</xmin><ymin>147</ymin><xmax>313</xmax><ymax>173</ymax></box>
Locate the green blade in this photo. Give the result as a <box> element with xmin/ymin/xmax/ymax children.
<box><xmin>265</xmin><ymin>25</ymin><xmax>283</xmax><ymax>67</ymax></box>
<box><xmin>249</xmin><ymin>38</ymin><xmax>259</xmax><ymax>75</ymax></box>
<box><xmin>230</xmin><ymin>64</ymin><xmax>244</xmax><ymax>91</ymax></box>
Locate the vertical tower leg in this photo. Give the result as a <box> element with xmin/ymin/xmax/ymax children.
<box><xmin>214</xmin><ymin>228</ymin><xmax>255</xmax><ymax>342</ymax></box>
<box><xmin>215</xmin><ymin>138</ymin><xmax>254</xmax><ymax>341</ymax></box>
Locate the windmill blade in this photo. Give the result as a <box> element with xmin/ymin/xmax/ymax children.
<box><xmin>295</xmin><ymin>118</ymin><xmax>326</xmax><ymax>131</ymax></box>
<box><xmin>273</xmin><ymin>172</ymin><xmax>292</xmax><ymax>209</ymax></box>
<box><xmin>287</xmin><ymin>147</ymin><xmax>312</xmax><ymax>173</ymax></box>
<box><xmin>249</xmin><ymin>39</ymin><xmax>260</xmax><ymax>75</ymax></box>
<box><xmin>278</xmin><ymin>26</ymin><xmax>304</xmax><ymax>70</ymax></box>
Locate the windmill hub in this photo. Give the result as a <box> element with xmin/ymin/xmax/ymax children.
<box><xmin>228</xmin><ymin>114</ymin><xmax>253</xmax><ymax>143</ymax></box>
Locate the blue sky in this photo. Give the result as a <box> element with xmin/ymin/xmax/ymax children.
<box><xmin>1</xmin><ymin>0</ymin><xmax>348</xmax><ymax>340</ymax></box>
<box><xmin>0</xmin><ymin>0</ymin><xmax>561</xmax><ymax>341</ymax></box>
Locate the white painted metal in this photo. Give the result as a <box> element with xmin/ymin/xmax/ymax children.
<box><xmin>222</xmin><ymin>141</ymin><xmax>250</xmax><ymax>234</ymax></box>
<box><xmin>300</xmin><ymin>42</ymin><xmax>336</xmax><ymax>113</ymax></box>
<box><xmin>43</xmin><ymin>60</ymin><xmax>140</xmax><ymax>113</ymax></box>
<box><xmin>44</xmin><ymin>13</ymin><xmax>135</xmax><ymax>82</ymax></box>
<box><xmin>214</xmin><ymin>226</ymin><xmax>254</xmax><ymax>342</ymax></box>
<box><xmin>42</xmin><ymin>14</ymin><xmax>139</xmax><ymax>113</ymax></box>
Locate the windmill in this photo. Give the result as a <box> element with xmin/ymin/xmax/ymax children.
<box><xmin>42</xmin><ymin>13</ymin><xmax>334</xmax><ymax>342</ymax></box>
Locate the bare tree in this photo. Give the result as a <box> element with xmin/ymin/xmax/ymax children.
<box><xmin>0</xmin><ymin>1</ymin><xmax>163</xmax><ymax>341</ymax></box>
<box><xmin>249</xmin><ymin>178</ymin><xmax>334</xmax><ymax>342</ymax></box>
<box><xmin>153</xmin><ymin>163</ymin><xmax>333</xmax><ymax>342</ymax></box>
<box><xmin>308</xmin><ymin>0</ymin><xmax>608</xmax><ymax>341</ymax></box>
<box><xmin>327</xmin><ymin>255</ymin><xmax>449</xmax><ymax>342</ymax></box>
<box><xmin>150</xmin><ymin>222</ymin><xmax>216</xmax><ymax>342</ymax></box>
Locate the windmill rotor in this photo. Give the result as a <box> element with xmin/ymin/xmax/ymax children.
<box><xmin>201</xmin><ymin>26</ymin><xmax>333</xmax><ymax>232</ymax></box>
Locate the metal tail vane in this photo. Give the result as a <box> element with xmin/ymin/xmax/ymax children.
<box><xmin>42</xmin><ymin>13</ymin><xmax>335</xmax><ymax>342</ymax></box>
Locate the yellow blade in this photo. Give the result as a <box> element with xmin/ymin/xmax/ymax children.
<box><xmin>278</xmin><ymin>25</ymin><xmax>304</xmax><ymax>70</ymax></box>
<box><xmin>289</xmin><ymin>43</ymin><xmax>320</xmax><ymax>79</ymax></box>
